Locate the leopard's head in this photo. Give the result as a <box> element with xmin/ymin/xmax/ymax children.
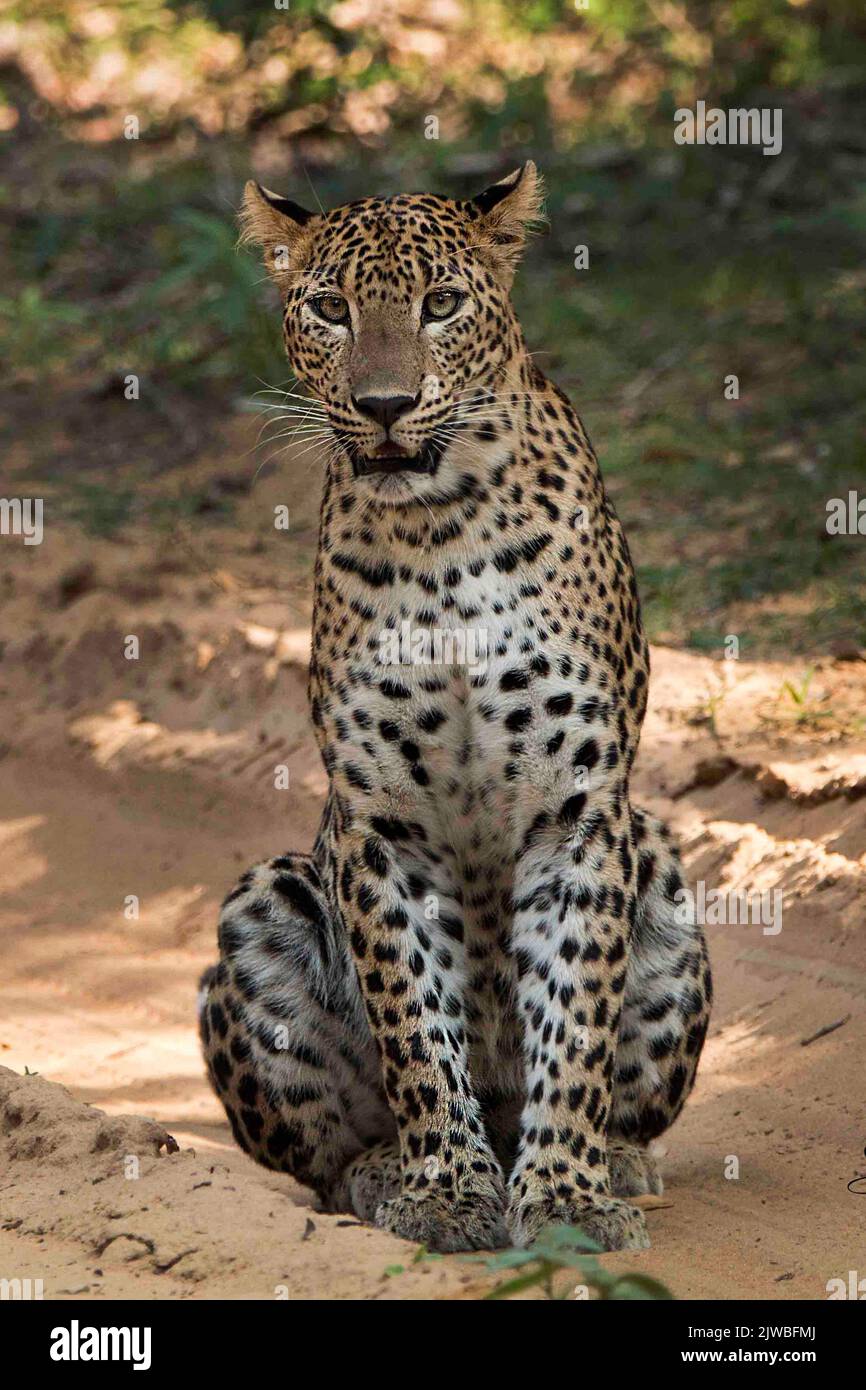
<box><xmin>241</xmin><ymin>163</ymin><xmax>544</xmax><ymax>505</ymax></box>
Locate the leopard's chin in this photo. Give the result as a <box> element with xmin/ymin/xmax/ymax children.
<box><xmin>358</xmin><ymin>470</ymin><xmax>432</xmax><ymax>505</ymax></box>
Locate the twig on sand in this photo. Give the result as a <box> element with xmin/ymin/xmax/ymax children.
<box><xmin>799</xmin><ymin>1014</ymin><xmax>850</xmax><ymax>1047</ymax></box>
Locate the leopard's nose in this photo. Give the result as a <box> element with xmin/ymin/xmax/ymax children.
<box><xmin>352</xmin><ymin>393</ymin><xmax>418</xmax><ymax>430</ymax></box>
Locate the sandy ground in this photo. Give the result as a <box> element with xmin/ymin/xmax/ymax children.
<box><xmin>1</xmin><ymin>432</ymin><xmax>865</xmax><ymax>1300</ymax></box>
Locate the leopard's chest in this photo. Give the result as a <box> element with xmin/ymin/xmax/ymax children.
<box><xmin>318</xmin><ymin>552</ymin><xmax>614</xmax><ymax>861</ymax></box>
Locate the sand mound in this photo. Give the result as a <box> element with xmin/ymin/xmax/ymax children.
<box><xmin>0</xmin><ymin>1067</ymin><xmax>488</xmax><ymax>1299</ymax></box>
<box><xmin>2</xmin><ymin>481</ymin><xmax>864</xmax><ymax>1299</ymax></box>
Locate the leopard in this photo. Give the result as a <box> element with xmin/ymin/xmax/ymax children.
<box><xmin>198</xmin><ymin>162</ymin><xmax>712</xmax><ymax>1254</ymax></box>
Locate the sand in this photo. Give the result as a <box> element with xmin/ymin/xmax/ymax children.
<box><xmin>1</xmin><ymin>440</ymin><xmax>864</xmax><ymax>1300</ymax></box>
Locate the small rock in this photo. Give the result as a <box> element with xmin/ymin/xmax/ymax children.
<box><xmin>275</xmin><ymin>628</ymin><xmax>312</xmax><ymax>666</ymax></box>
<box><xmin>829</xmin><ymin>638</ymin><xmax>864</xmax><ymax>662</ymax></box>
<box><xmin>240</xmin><ymin>622</ymin><xmax>278</xmax><ymax>652</ymax></box>
<box><xmin>54</xmin><ymin>561</ymin><xmax>97</xmax><ymax>608</ymax></box>
<box><xmin>691</xmin><ymin>755</ymin><xmax>738</xmax><ymax>788</ymax></box>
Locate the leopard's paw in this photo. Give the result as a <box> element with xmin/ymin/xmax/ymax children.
<box><xmin>328</xmin><ymin>1141</ymin><xmax>402</xmax><ymax>1221</ymax></box>
<box><xmin>375</xmin><ymin>1188</ymin><xmax>508</xmax><ymax>1253</ymax></box>
<box><xmin>507</xmin><ymin>1191</ymin><xmax>650</xmax><ymax>1253</ymax></box>
<box><xmin>608</xmin><ymin>1140</ymin><xmax>663</xmax><ymax>1198</ymax></box>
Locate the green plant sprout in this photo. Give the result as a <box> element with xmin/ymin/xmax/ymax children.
<box><xmin>781</xmin><ymin>666</ymin><xmax>816</xmax><ymax>707</ymax></box>
<box><xmin>688</xmin><ymin>674</ymin><xmax>730</xmax><ymax>737</ymax></box>
<box><xmin>778</xmin><ymin>666</ymin><xmax>834</xmax><ymax>725</ymax></box>
<box><xmin>467</xmin><ymin>1223</ymin><xmax>674</xmax><ymax>1301</ymax></box>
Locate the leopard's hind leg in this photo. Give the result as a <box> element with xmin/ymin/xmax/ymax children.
<box><xmin>199</xmin><ymin>852</ymin><xmax>398</xmax><ymax>1213</ymax></box>
<box><xmin>608</xmin><ymin>1139</ymin><xmax>664</xmax><ymax>1198</ymax></box>
<box><xmin>330</xmin><ymin>1140</ymin><xmax>402</xmax><ymax>1220</ymax></box>
<box><xmin>609</xmin><ymin>808</ymin><xmax>712</xmax><ymax>1194</ymax></box>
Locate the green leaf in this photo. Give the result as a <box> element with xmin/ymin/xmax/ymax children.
<box><xmin>484</xmin><ymin>1269</ymin><xmax>548</xmax><ymax>1300</ymax></box>
<box><xmin>606</xmin><ymin>1273</ymin><xmax>675</xmax><ymax>1301</ymax></box>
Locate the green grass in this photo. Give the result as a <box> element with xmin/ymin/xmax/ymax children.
<box><xmin>6</xmin><ymin>132</ymin><xmax>865</xmax><ymax>656</ymax></box>
<box><xmin>513</xmin><ymin>171</ymin><xmax>866</xmax><ymax>655</ymax></box>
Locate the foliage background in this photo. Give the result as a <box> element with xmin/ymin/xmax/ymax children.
<box><xmin>2</xmin><ymin>0</ymin><xmax>865</xmax><ymax>653</ymax></box>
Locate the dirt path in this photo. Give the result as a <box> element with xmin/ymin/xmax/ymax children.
<box><xmin>2</xmin><ymin>453</ymin><xmax>865</xmax><ymax>1300</ymax></box>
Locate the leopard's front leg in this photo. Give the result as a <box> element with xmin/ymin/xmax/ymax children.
<box><xmin>335</xmin><ymin>818</ymin><xmax>507</xmax><ymax>1252</ymax></box>
<box><xmin>506</xmin><ymin>799</ymin><xmax>650</xmax><ymax>1252</ymax></box>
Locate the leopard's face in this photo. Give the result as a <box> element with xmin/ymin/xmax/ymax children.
<box><xmin>242</xmin><ymin>166</ymin><xmax>543</xmax><ymax>505</ymax></box>
<box><xmin>282</xmin><ymin>197</ymin><xmax>511</xmax><ymax>504</ymax></box>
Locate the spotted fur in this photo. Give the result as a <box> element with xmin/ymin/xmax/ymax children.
<box><xmin>200</xmin><ymin>163</ymin><xmax>711</xmax><ymax>1253</ymax></box>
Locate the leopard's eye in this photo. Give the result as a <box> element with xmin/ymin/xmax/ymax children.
<box><xmin>310</xmin><ymin>293</ymin><xmax>350</xmax><ymax>325</ymax></box>
<box><xmin>423</xmin><ymin>289</ymin><xmax>462</xmax><ymax>322</ymax></box>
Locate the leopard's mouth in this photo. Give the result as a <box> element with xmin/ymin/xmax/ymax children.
<box><xmin>348</xmin><ymin>436</ymin><xmax>444</xmax><ymax>479</ymax></box>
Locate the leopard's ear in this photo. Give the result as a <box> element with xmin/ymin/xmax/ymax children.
<box><xmin>470</xmin><ymin>161</ymin><xmax>545</xmax><ymax>285</ymax></box>
<box><xmin>239</xmin><ymin>180</ymin><xmax>320</xmax><ymax>286</ymax></box>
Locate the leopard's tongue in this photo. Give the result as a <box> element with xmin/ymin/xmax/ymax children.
<box><xmin>373</xmin><ymin>442</ymin><xmax>409</xmax><ymax>458</ymax></box>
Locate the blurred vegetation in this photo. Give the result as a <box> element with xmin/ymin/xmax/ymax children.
<box><xmin>471</xmin><ymin>1221</ymin><xmax>674</xmax><ymax>1299</ymax></box>
<box><xmin>2</xmin><ymin>0</ymin><xmax>865</xmax><ymax>654</ymax></box>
